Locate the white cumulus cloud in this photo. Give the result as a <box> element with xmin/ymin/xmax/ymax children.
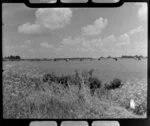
<box><xmin>128</xmin><ymin>25</ymin><xmax>144</xmax><ymax>35</ymax></box>
<box><xmin>18</xmin><ymin>8</ymin><xmax>72</xmax><ymax>34</ymax></box>
<box><xmin>18</xmin><ymin>23</ymin><xmax>41</xmax><ymax>34</ymax></box>
<box><xmin>40</xmin><ymin>42</ymin><xmax>54</xmax><ymax>48</ymax></box>
<box><xmin>136</xmin><ymin>3</ymin><xmax>147</xmax><ymax>21</ymax></box>
<box><xmin>82</xmin><ymin>17</ymin><xmax>108</xmax><ymax>36</ymax></box>
<box><xmin>59</xmin><ymin>36</ymin><xmax>103</xmax><ymax>52</ymax></box>
<box><xmin>35</xmin><ymin>8</ymin><xmax>72</xmax><ymax>29</ymax></box>
<box><xmin>116</xmin><ymin>33</ymin><xmax>130</xmax><ymax>47</ymax></box>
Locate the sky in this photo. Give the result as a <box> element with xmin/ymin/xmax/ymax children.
<box><xmin>2</xmin><ymin>1</ymin><xmax>147</xmax><ymax>58</ymax></box>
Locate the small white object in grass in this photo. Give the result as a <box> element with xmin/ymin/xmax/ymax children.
<box><xmin>11</xmin><ymin>93</ymin><xmax>18</xmax><ymax>96</ymax></box>
<box><xmin>130</xmin><ymin>99</ymin><xmax>136</xmax><ymax>110</ymax></box>
<box><xmin>5</xmin><ymin>64</ymin><xmax>12</xmax><ymax>68</ymax></box>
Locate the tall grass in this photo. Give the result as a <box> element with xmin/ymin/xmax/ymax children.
<box><xmin>3</xmin><ymin>64</ymin><xmax>147</xmax><ymax>118</ymax></box>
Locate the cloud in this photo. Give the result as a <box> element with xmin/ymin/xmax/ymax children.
<box><xmin>52</xmin><ymin>29</ymin><xmax>147</xmax><ymax>57</ymax></box>
<box><xmin>59</xmin><ymin>32</ymin><xmax>130</xmax><ymax>53</ymax></box>
<box><xmin>40</xmin><ymin>42</ymin><xmax>54</xmax><ymax>48</ymax></box>
<box><xmin>133</xmin><ymin>39</ymin><xmax>147</xmax><ymax>56</ymax></box>
<box><xmin>4</xmin><ymin>45</ymin><xmax>15</xmax><ymax>50</ymax></box>
<box><xmin>82</xmin><ymin>17</ymin><xmax>108</xmax><ymax>36</ymax></box>
<box><xmin>128</xmin><ymin>25</ymin><xmax>144</xmax><ymax>35</ymax></box>
<box><xmin>35</xmin><ymin>8</ymin><xmax>72</xmax><ymax>29</ymax></box>
<box><xmin>28</xmin><ymin>49</ymin><xmax>36</xmax><ymax>53</ymax></box>
<box><xmin>18</xmin><ymin>8</ymin><xmax>72</xmax><ymax>34</ymax></box>
<box><xmin>20</xmin><ymin>45</ymin><xmax>28</xmax><ymax>48</ymax></box>
<box><xmin>18</xmin><ymin>23</ymin><xmax>41</xmax><ymax>34</ymax></box>
<box><xmin>61</xmin><ymin>36</ymin><xmax>81</xmax><ymax>45</ymax></box>
<box><xmin>116</xmin><ymin>33</ymin><xmax>130</xmax><ymax>47</ymax></box>
<box><xmin>103</xmin><ymin>34</ymin><xmax>116</xmax><ymax>44</ymax></box>
<box><xmin>19</xmin><ymin>40</ymin><xmax>32</xmax><ymax>48</ymax></box>
<box><xmin>136</xmin><ymin>3</ymin><xmax>147</xmax><ymax>21</ymax></box>
<box><xmin>25</xmin><ymin>40</ymin><xmax>32</xmax><ymax>44</ymax></box>
<box><xmin>59</xmin><ymin>35</ymin><xmax>103</xmax><ymax>53</ymax></box>
<box><xmin>3</xmin><ymin>45</ymin><xmax>17</xmax><ymax>56</ymax></box>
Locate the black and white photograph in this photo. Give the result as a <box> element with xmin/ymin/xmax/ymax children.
<box><xmin>2</xmin><ymin>0</ymin><xmax>147</xmax><ymax>119</ymax></box>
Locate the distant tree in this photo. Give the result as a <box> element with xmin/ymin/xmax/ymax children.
<box><xmin>4</xmin><ymin>55</ymin><xmax>21</xmax><ymax>60</ymax></box>
<box><xmin>121</xmin><ymin>55</ymin><xmax>133</xmax><ymax>58</ymax></box>
<box><xmin>98</xmin><ymin>56</ymin><xmax>105</xmax><ymax>60</ymax></box>
<box><xmin>107</xmin><ymin>56</ymin><xmax>111</xmax><ymax>59</ymax></box>
<box><xmin>15</xmin><ymin>56</ymin><xmax>21</xmax><ymax>60</ymax></box>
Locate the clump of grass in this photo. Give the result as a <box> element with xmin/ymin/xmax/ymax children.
<box><xmin>105</xmin><ymin>78</ymin><xmax>123</xmax><ymax>90</ymax></box>
<box><xmin>133</xmin><ymin>102</ymin><xmax>147</xmax><ymax>115</ymax></box>
<box><xmin>42</xmin><ymin>72</ymin><xmax>57</xmax><ymax>83</ymax></box>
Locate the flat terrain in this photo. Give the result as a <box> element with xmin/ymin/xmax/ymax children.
<box><xmin>3</xmin><ymin>59</ymin><xmax>147</xmax><ymax>118</ymax></box>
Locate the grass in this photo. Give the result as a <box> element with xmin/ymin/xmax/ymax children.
<box><xmin>3</xmin><ymin>63</ymin><xmax>147</xmax><ymax>118</ymax></box>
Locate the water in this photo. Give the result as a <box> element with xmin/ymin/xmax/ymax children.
<box><xmin>3</xmin><ymin>59</ymin><xmax>147</xmax><ymax>82</ymax></box>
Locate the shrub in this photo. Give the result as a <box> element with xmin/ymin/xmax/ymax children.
<box><xmin>133</xmin><ymin>102</ymin><xmax>147</xmax><ymax>115</ymax></box>
<box><xmin>58</xmin><ymin>75</ymin><xmax>71</xmax><ymax>88</ymax></box>
<box><xmin>43</xmin><ymin>73</ymin><xmax>74</xmax><ymax>88</ymax></box>
<box><xmin>88</xmin><ymin>77</ymin><xmax>102</xmax><ymax>96</ymax></box>
<box><xmin>42</xmin><ymin>73</ymin><xmax>57</xmax><ymax>83</ymax></box>
<box><xmin>105</xmin><ymin>78</ymin><xmax>123</xmax><ymax>90</ymax></box>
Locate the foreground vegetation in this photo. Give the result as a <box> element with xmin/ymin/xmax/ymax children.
<box><xmin>3</xmin><ymin>64</ymin><xmax>147</xmax><ymax>118</ymax></box>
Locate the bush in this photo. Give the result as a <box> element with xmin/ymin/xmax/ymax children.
<box><xmin>105</xmin><ymin>78</ymin><xmax>123</xmax><ymax>90</ymax></box>
<box><xmin>58</xmin><ymin>75</ymin><xmax>71</xmax><ymax>88</ymax></box>
<box><xmin>43</xmin><ymin>73</ymin><xmax>72</xmax><ymax>88</ymax></box>
<box><xmin>42</xmin><ymin>73</ymin><xmax>57</xmax><ymax>83</ymax></box>
<box><xmin>133</xmin><ymin>102</ymin><xmax>147</xmax><ymax>115</ymax></box>
<box><xmin>88</xmin><ymin>77</ymin><xmax>102</xmax><ymax>96</ymax></box>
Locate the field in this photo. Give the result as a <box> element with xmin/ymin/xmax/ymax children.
<box><xmin>3</xmin><ymin>59</ymin><xmax>147</xmax><ymax>118</ymax></box>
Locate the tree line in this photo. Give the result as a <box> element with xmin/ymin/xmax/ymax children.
<box><xmin>3</xmin><ymin>55</ymin><xmax>21</xmax><ymax>61</ymax></box>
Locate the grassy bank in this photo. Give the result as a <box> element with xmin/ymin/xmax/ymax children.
<box><xmin>3</xmin><ymin>64</ymin><xmax>147</xmax><ymax>118</ymax></box>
